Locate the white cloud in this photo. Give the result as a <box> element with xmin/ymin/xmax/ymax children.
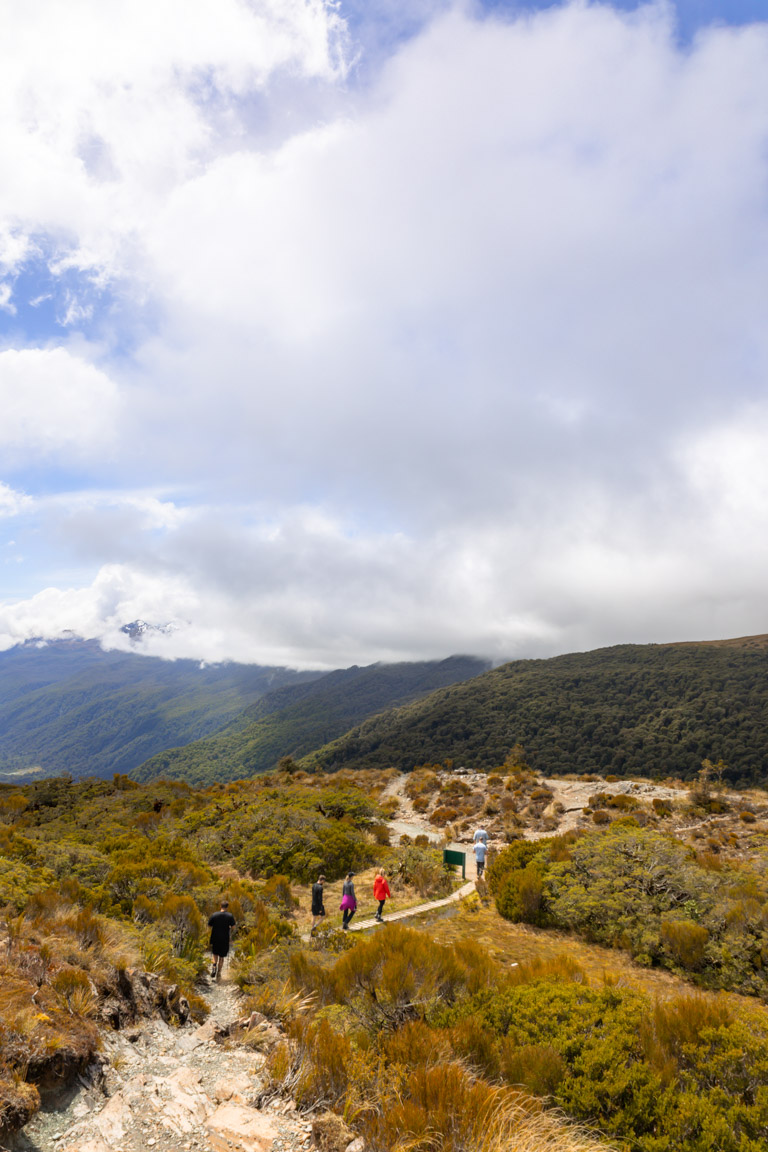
<box><xmin>0</xmin><ymin>284</ymin><xmax>14</xmax><ymax>314</ymax></box>
<box><xmin>679</xmin><ymin>409</ymin><xmax>768</xmax><ymax>520</ymax></box>
<box><xmin>0</xmin><ymin>483</ymin><xmax>32</xmax><ymax>518</ymax></box>
<box><xmin>0</xmin><ymin>225</ymin><xmax>30</xmax><ymax>275</ymax></box>
<box><xmin>2</xmin><ymin>3</ymin><xmax>768</xmax><ymax>666</ymax></box>
<box><xmin>0</xmin><ymin>348</ymin><xmax>120</xmax><ymax>459</ymax></box>
<box><xmin>0</xmin><ymin>0</ymin><xmax>347</xmax><ymax>284</ymax></box>
<box><xmin>1</xmin><ymin>436</ymin><xmax>767</xmax><ymax>669</ymax></box>
<box><xmin>129</xmin><ymin>3</ymin><xmax>768</xmax><ymax>511</ymax></box>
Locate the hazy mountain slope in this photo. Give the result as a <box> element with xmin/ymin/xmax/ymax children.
<box><xmin>0</xmin><ymin>639</ymin><xmax>318</xmax><ymax>780</ymax></box>
<box><xmin>133</xmin><ymin>655</ymin><xmax>490</xmax><ymax>785</ymax></box>
<box><xmin>299</xmin><ymin>636</ymin><xmax>768</xmax><ymax>786</ymax></box>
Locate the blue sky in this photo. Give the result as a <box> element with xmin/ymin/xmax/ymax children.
<box><xmin>337</xmin><ymin>1</ymin><xmax>768</xmax><ymax>66</ymax></box>
<box><xmin>1</xmin><ymin>259</ymin><xmax>112</xmax><ymax>351</ymax></box>
<box><xmin>492</xmin><ymin>0</ymin><xmax>766</xmax><ymax>34</ymax></box>
<box><xmin>1</xmin><ymin>1</ymin><xmax>768</xmax><ymax>668</ymax></box>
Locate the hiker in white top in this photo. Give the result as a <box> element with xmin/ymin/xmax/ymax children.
<box><xmin>473</xmin><ymin>828</ymin><xmax>488</xmax><ymax>845</ymax></box>
<box><xmin>473</xmin><ymin>839</ymin><xmax>488</xmax><ymax>878</ymax></box>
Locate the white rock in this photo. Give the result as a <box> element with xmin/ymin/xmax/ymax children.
<box><xmin>212</xmin><ymin>1074</ymin><xmax>253</xmax><ymax>1104</ymax></box>
<box><xmin>205</xmin><ymin>1103</ymin><xmax>278</xmax><ymax>1152</ymax></box>
<box><xmin>61</xmin><ymin>1140</ymin><xmax>112</xmax><ymax>1152</ymax></box>
<box><xmin>149</xmin><ymin>1066</ymin><xmax>212</xmax><ymax>1134</ymax></box>
<box><xmin>93</xmin><ymin>1094</ymin><xmax>133</xmax><ymax>1143</ymax></box>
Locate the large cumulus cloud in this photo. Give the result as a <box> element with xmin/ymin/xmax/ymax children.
<box><xmin>1</xmin><ymin>2</ymin><xmax>768</xmax><ymax>666</ymax></box>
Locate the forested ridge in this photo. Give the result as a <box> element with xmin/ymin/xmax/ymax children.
<box><xmin>301</xmin><ymin>636</ymin><xmax>768</xmax><ymax>785</ymax></box>
<box><xmin>0</xmin><ymin>642</ymin><xmax>486</xmax><ymax>786</ymax></box>
<box><xmin>133</xmin><ymin>655</ymin><xmax>489</xmax><ymax>785</ymax></box>
<box><xmin>0</xmin><ymin>639</ymin><xmax>317</xmax><ymax>781</ymax></box>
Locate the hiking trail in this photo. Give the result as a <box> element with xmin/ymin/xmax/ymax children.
<box><xmin>12</xmin><ymin>976</ymin><xmax>310</xmax><ymax>1152</ymax></box>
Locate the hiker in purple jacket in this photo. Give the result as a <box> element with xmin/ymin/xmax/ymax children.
<box><xmin>340</xmin><ymin>873</ymin><xmax>357</xmax><ymax>930</ymax></box>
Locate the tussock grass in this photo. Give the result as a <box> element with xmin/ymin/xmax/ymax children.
<box><xmin>480</xmin><ymin>1103</ymin><xmax>614</xmax><ymax>1152</ymax></box>
<box><xmin>424</xmin><ymin>902</ymin><xmax>707</xmax><ymax>998</ymax></box>
<box><xmin>267</xmin><ymin>1022</ymin><xmax>613</xmax><ymax>1152</ymax></box>
<box><xmin>363</xmin><ymin>1064</ymin><xmax>614</xmax><ymax>1152</ymax></box>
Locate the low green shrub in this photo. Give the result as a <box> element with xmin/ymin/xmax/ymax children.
<box><xmin>660</xmin><ymin>919</ymin><xmax>709</xmax><ymax>971</ymax></box>
<box><xmin>395</xmin><ymin>845</ymin><xmax>453</xmax><ymax>898</ymax></box>
<box><xmin>260</xmin><ymin>875</ymin><xmax>299</xmax><ymax>915</ymax></box>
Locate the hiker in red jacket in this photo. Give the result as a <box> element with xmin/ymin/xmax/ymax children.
<box><xmin>373</xmin><ymin>869</ymin><xmax>391</xmax><ymax>923</ymax></box>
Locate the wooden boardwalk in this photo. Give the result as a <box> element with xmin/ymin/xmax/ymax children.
<box><xmin>348</xmin><ymin>879</ymin><xmax>476</xmax><ymax>932</ymax></box>
<box><xmin>300</xmin><ymin>879</ymin><xmax>476</xmax><ymax>942</ymax></box>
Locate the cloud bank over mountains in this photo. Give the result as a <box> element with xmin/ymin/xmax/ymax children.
<box><xmin>1</xmin><ymin>1</ymin><xmax>768</xmax><ymax>667</ymax></box>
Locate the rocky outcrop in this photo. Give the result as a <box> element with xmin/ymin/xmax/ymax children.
<box><xmin>97</xmin><ymin>967</ymin><xmax>191</xmax><ymax>1031</ymax></box>
<box><xmin>206</xmin><ymin>1102</ymin><xmax>277</xmax><ymax>1152</ymax></box>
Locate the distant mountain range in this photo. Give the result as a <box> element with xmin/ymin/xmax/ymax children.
<box><xmin>0</xmin><ymin>639</ymin><xmax>318</xmax><ymax>780</ymax></box>
<box><xmin>298</xmin><ymin>636</ymin><xmax>768</xmax><ymax>787</ymax></box>
<box><xmin>6</xmin><ymin>633</ymin><xmax>768</xmax><ymax>788</ymax></box>
<box><xmin>132</xmin><ymin>655</ymin><xmax>490</xmax><ymax>786</ymax></box>
<box><xmin>0</xmin><ymin>640</ymin><xmax>488</xmax><ymax>783</ymax></box>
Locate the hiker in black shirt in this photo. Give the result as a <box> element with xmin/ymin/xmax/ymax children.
<box><xmin>208</xmin><ymin>900</ymin><xmax>236</xmax><ymax>979</ymax></box>
<box><xmin>310</xmin><ymin>874</ymin><xmax>326</xmax><ymax>935</ymax></box>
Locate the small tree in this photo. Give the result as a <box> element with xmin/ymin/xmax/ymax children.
<box><xmin>504</xmin><ymin>744</ymin><xmax>528</xmax><ymax>773</ymax></box>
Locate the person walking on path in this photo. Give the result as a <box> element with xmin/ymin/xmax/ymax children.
<box><xmin>473</xmin><ymin>839</ymin><xmax>488</xmax><ymax>879</ymax></box>
<box><xmin>340</xmin><ymin>872</ymin><xmax>357</xmax><ymax>929</ymax></box>
<box><xmin>310</xmin><ymin>874</ymin><xmax>326</xmax><ymax>935</ymax></box>
<box><xmin>473</xmin><ymin>827</ymin><xmax>488</xmax><ymax>845</ymax></box>
<box><xmin>208</xmin><ymin>900</ymin><xmax>236</xmax><ymax>979</ymax></box>
<box><xmin>373</xmin><ymin>869</ymin><xmax>391</xmax><ymax>922</ymax></box>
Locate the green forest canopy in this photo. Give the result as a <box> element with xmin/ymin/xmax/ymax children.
<box><xmin>300</xmin><ymin>637</ymin><xmax>768</xmax><ymax>786</ymax></box>
<box><xmin>133</xmin><ymin>656</ymin><xmax>488</xmax><ymax>786</ymax></box>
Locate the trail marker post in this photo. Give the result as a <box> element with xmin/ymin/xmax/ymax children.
<box><xmin>443</xmin><ymin>848</ymin><xmax>466</xmax><ymax>879</ymax></box>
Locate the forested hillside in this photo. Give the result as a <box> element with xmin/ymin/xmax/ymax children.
<box><xmin>134</xmin><ymin>656</ymin><xmax>489</xmax><ymax>785</ymax></box>
<box><xmin>301</xmin><ymin>636</ymin><xmax>768</xmax><ymax>785</ymax></box>
<box><xmin>0</xmin><ymin>639</ymin><xmax>317</xmax><ymax>780</ymax></box>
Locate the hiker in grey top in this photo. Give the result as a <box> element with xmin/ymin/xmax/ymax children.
<box><xmin>473</xmin><ymin>828</ymin><xmax>488</xmax><ymax>845</ymax></box>
<box><xmin>341</xmin><ymin>873</ymin><xmax>357</xmax><ymax>930</ymax></box>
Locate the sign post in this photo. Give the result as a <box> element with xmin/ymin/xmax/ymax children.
<box><xmin>443</xmin><ymin>848</ymin><xmax>466</xmax><ymax>879</ymax></box>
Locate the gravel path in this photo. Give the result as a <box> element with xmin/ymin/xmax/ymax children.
<box><xmin>381</xmin><ymin>774</ymin><xmax>481</xmax><ymax>880</ymax></box>
<box><xmin>12</xmin><ymin>976</ymin><xmax>310</xmax><ymax>1152</ymax></box>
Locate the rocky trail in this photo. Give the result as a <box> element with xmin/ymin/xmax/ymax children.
<box><xmin>9</xmin><ymin>783</ymin><xmax>485</xmax><ymax>1152</ymax></box>
<box><xmin>538</xmin><ymin>776</ymin><xmax>683</xmax><ymax>834</ymax></box>
<box><xmin>10</xmin><ymin>976</ymin><xmax>312</xmax><ymax>1152</ymax></box>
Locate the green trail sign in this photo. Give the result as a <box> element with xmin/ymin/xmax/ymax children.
<box><xmin>443</xmin><ymin>848</ymin><xmax>466</xmax><ymax>879</ymax></box>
